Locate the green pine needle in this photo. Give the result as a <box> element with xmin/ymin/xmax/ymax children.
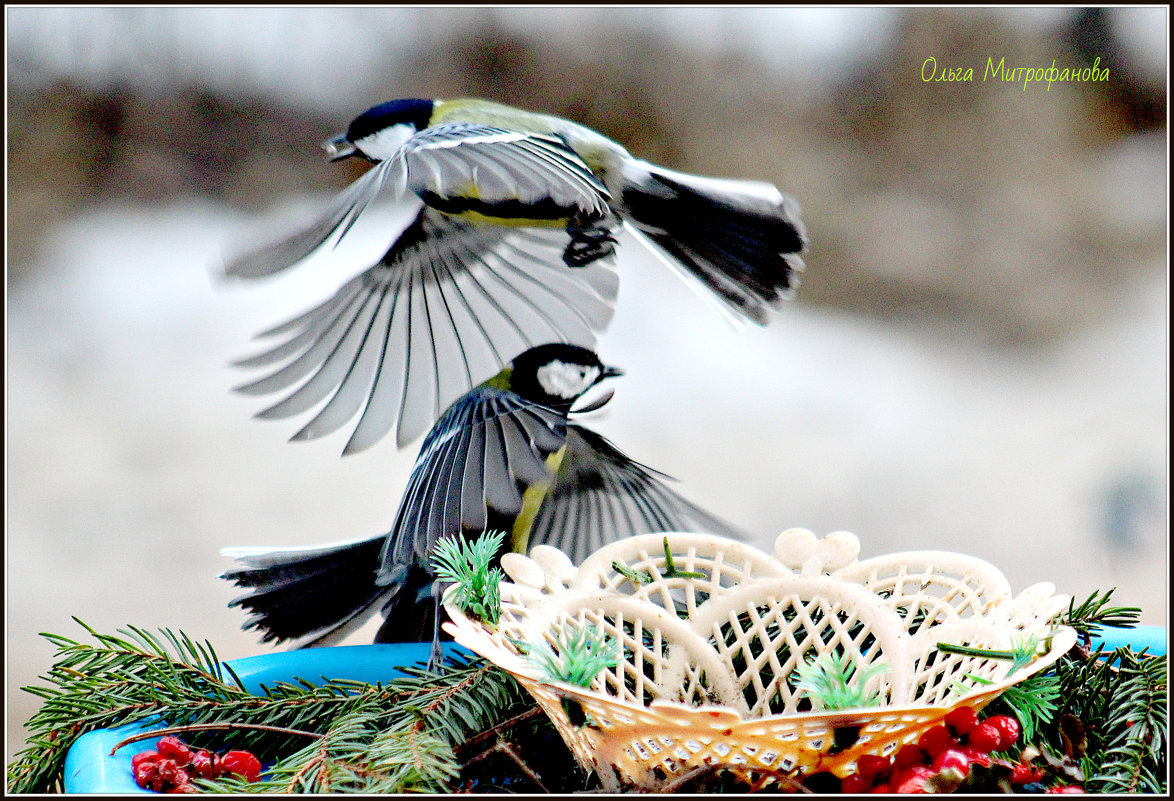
<box><xmin>938</xmin><ymin>634</ymin><xmax>1044</xmax><ymax>677</ymax></box>
<box><xmin>792</xmin><ymin>651</ymin><xmax>887</xmax><ymax>711</ymax></box>
<box><xmin>431</xmin><ymin>530</ymin><xmax>506</xmax><ymax>626</ymax></box>
<box><xmin>995</xmin><ymin>672</ymin><xmax>1063</xmax><ymax>742</ymax></box>
<box><xmin>611</xmin><ymin>561</ymin><xmax>653</xmax><ymax>584</ymax></box>
<box><xmin>1062</xmin><ymin>588</ymin><xmax>1141</xmax><ymax>639</ymax></box>
<box><xmin>611</xmin><ymin>537</ymin><xmax>705</xmax><ymax>586</ymax></box>
<box><xmin>660</xmin><ymin>537</ymin><xmax>706</xmax><ymax>580</ymax></box>
<box><xmin>525</xmin><ymin>623</ymin><xmax>619</xmax><ymax>688</ymax></box>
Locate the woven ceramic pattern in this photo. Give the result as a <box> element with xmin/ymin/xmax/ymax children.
<box><xmin>443</xmin><ymin>530</ymin><xmax>1075</xmax><ymax>791</ymax></box>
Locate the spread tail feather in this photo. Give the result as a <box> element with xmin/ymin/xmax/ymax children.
<box><xmin>221</xmin><ymin>535</ymin><xmax>443</xmax><ymax>648</ymax></box>
<box><xmin>621</xmin><ymin>161</ymin><xmax>807</xmax><ymax>324</ymax></box>
<box><xmin>221</xmin><ymin>534</ymin><xmax>393</xmax><ymax>648</ymax></box>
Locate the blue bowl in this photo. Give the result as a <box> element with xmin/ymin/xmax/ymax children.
<box><xmin>63</xmin><ymin>643</ymin><xmax>463</xmax><ymax>794</ymax></box>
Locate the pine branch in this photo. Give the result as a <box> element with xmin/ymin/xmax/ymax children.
<box><xmin>1062</xmin><ymin>588</ymin><xmax>1142</xmax><ymax>640</ymax></box>
<box><xmin>1080</xmin><ymin>648</ymin><xmax>1167</xmax><ymax>793</ymax></box>
<box><xmin>8</xmin><ymin>621</ymin><xmax>532</xmax><ymax>794</ymax></box>
<box><xmin>432</xmin><ymin>530</ymin><xmax>506</xmax><ymax>625</ymax></box>
<box><xmin>792</xmin><ymin>651</ymin><xmax>886</xmax><ymax>711</ymax></box>
<box><xmin>192</xmin><ymin>656</ymin><xmax>531</xmax><ymax>793</ymax></box>
<box><xmin>1043</xmin><ymin>643</ymin><xmax>1167</xmax><ymax>793</ymax></box>
<box><xmin>991</xmin><ymin>672</ymin><xmax>1062</xmax><ymax>742</ymax></box>
<box><xmin>8</xmin><ymin>619</ymin><xmax>253</xmax><ymax>793</ymax></box>
<box><xmin>110</xmin><ymin>722</ymin><xmax>323</xmax><ymax>753</ymax></box>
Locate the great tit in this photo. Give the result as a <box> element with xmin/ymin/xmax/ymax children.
<box><xmin>221</xmin><ymin>343</ymin><xmax>739</xmax><ymax>658</ymax></box>
<box><xmin>225</xmin><ymin>98</ymin><xmax>808</xmax><ymax>454</ymax></box>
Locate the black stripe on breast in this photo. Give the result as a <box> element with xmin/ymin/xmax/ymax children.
<box><xmin>418</xmin><ymin>190</ymin><xmax>578</xmax><ymax>221</ymax></box>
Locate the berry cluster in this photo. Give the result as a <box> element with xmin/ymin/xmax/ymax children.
<box><xmin>834</xmin><ymin>708</ymin><xmax>1083</xmax><ymax>794</ymax></box>
<box><xmin>131</xmin><ymin>736</ymin><xmax>262</xmax><ymax>793</ymax></box>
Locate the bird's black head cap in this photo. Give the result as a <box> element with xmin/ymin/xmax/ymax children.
<box><xmin>507</xmin><ymin>344</ymin><xmax>622</xmax><ymax>411</ymax></box>
<box><xmin>346</xmin><ymin>98</ymin><xmax>434</xmax><ymax>143</ymax></box>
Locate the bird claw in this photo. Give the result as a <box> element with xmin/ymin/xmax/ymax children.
<box><xmin>427</xmin><ymin>639</ymin><xmax>445</xmax><ymax>672</ymax></box>
<box><xmin>563</xmin><ymin>216</ymin><xmax>617</xmax><ymax>267</ymax></box>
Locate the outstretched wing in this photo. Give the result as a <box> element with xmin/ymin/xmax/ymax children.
<box><xmin>233</xmin><ymin>206</ymin><xmax>619</xmax><ymax>453</ymax></box>
<box><xmin>529</xmin><ymin>425</ymin><xmax>745</xmax><ymax>563</ymax></box>
<box><xmin>401</xmin><ymin>123</ymin><xmax>612</xmax><ymax>221</ymax></box>
<box><xmin>379</xmin><ymin>386</ymin><xmax>569</xmax><ymax>576</ymax></box>
<box><xmin>223</xmin><ymin>157</ymin><xmax>406</xmax><ymax>279</ymax></box>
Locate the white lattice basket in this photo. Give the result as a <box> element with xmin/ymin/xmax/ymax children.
<box><xmin>442</xmin><ymin>530</ymin><xmax>1076</xmax><ymax>791</ymax></box>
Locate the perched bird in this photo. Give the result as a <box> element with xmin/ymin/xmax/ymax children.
<box><xmin>225</xmin><ymin>98</ymin><xmax>808</xmax><ymax>454</ymax></box>
<box><xmin>221</xmin><ymin>344</ymin><xmax>739</xmax><ymax>655</ymax></box>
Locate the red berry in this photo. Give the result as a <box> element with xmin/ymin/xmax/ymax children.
<box><xmin>156</xmin><ymin>736</ymin><xmax>192</xmax><ymax>766</ymax></box>
<box><xmin>142</xmin><ymin>757</ymin><xmax>177</xmax><ymax>793</ymax></box>
<box><xmin>220</xmin><ymin>750</ymin><xmax>262</xmax><ymax>782</ymax></box>
<box><xmin>1047</xmin><ymin>786</ymin><xmax>1085</xmax><ymax>794</ymax></box>
<box><xmin>931</xmin><ymin>748</ymin><xmax>972</xmax><ymax>776</ymax></box>
<box><xmin>131</xmin><ymin>751</ymin><xmax>160</xmax><ymax>770</ymax></box>
<box><xmin>871</xmin><ymin>783</ymin><xmax>892</xmax><ymax>794</ymax></box>
<box><xmin>894</xmin><ymin>743</ymin><xmax>930</xmax><ymax>769</ymax></box>
<box><xmin>966</xmin><ymin>722</ymin><xmax>1003</xmax><ymax>753</ymax></box>
<box><xmin>893</xmin><ymin>766</ymin><xmax>935</xmax><ymax>794</ymax></box>
<box><xmin>133</xmin><ymin>760</ymin><xmax>160</xmax><ymax>789</ymax></box>
<box><xmin>918</xmin><ymin>725</ymin><xmax>957</xmax><ymax>758</ymax></box>
<box><xmin>944</xmin><ymin>706</ymin><xmax>979</xmax><ymax>737</ymax></box>
<box><xmin>155</xmin><ymin>758</ymin><xmax>182</xmax><ymax>783</ymax></box>
<box><xmin>841</xmin><ymin>773</ymin><xmax>873</xmax><ymax>793</ymax></box>
<box><xmin>960</xmin><ymin>746</ymin><xmax>993</xmax><ymax>768</ymax></box>
<box><xmin>856</xmin><ymin>754</ymin><xmax>892</xmax><ymax>781</ymax></box>
<box><xmin>984</xmin><ymin>715</ymin><xmax>1021</xmax><ymax>750</ymax></box>
<box><xmin>189</xmin><ymin>749</ymin><xmax>219</xmax><ymax>779</ymax></box>
<box><xmin>1011</xmin><ymin>763</ymin><xmax>1046</xmax><ymax>784</ymax></box>
<box><xmin>168</xmin><ymin>777</ymin><xmax>196</xmax><ymax>794</ymax></box>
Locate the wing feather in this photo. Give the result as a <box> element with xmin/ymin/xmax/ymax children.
<box><xmin>289</xmin><ymin>282</ymin><xmax>395</xmax><ymax>440</ymax></box>
<box><xmin>233</xmin><ymin>206</ymin><xmax>618</xmax><ymax>453</ymax></box>
<box><xmin>530</xmin><ymin>425</ymin><xmax>744</xmax><ymax>563</ymax></box>
<box><xmin>382</xmin><ymin>387</ymin><xmax>566</xmax><ymax>575</ymax></box>
<box><xmin>224</xmin><ymin>159</ymin><xmax>402</xmax><ymax>279</ymax></box>
<box><xmin>255</xmin><ymin>280</ymin><xmax>385</xmax><ymax>421</ymax></box>
<box><xmin>403</xmin><ymin>124</ymin><xmax>609</xmax><ymax>217</ymax></box>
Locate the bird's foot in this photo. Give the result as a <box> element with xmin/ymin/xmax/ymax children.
<box><xmin>426</xmin><ymin>638</ymin><xmax>446</xmax><ymax>672</ymax></box>
<box><xmin>563</xmin><ymin>216</ymin><xmax>617</xmax><ymax>267</ymax></box>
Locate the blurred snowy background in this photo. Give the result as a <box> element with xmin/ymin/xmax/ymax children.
<box><xmin>6</xmin><ymin>7</ymin><xmax>1167</xmax><ymax>757</ymax></box>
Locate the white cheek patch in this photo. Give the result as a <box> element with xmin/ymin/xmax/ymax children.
<box><xmin>537</xmin><ymin>361</ymin><xmax>600</xmax><ymax>399</ymax></box>
<box><xmin>354</xmin><ymin>123</ymin><xmax>416</xmax><ymax>161</ymax></box>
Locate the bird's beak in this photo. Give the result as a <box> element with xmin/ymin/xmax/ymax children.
<box><xmin>322</xmin><ymin>133</ymin><xmax>357</xmax><ymax>162</ymax></box>
<box><xmin>601</xmin><ymin>365</ymin><xmax>624</xmax><ymax>381</ymax></box>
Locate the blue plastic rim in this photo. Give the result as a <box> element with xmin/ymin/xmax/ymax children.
<box><xmin>1090</xmin><ymin>624</ymin><xmax>1167</xmax><ymax>657</ymax></box>
<box><xmin>62</xmin><ymin>628</ymin><xmax>1166</xmax><ymax>793</ymax></box>
<box><xmin>63</xmin><ymin>643</ymin><xmax>465</xmax><ymax>794</ymax></box>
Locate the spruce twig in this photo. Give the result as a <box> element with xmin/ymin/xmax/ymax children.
<box><xmin>525</xmin><ymin>623</ymin><xmax>619</xmax><ymax>688</ymax></box>
<box><xmin>937</xmin><ymin>634</ymin><xmax>1043</xmax><ymax>675</ymax></box>
<box><xmin>462</xmin><ymin>739</ymin><xmax>550</xmax><ymax>792</ymax></box>
<box><xmin>432</xmin><ymin>530</ymin><xmax>506</xmax><ymax>625</ymax></box>
<box><xmin>8</xmin><ymin>621</ymin><xmax>532</xmax><ymax>794</ymax></box>
<box><xmin>454</xmin><ymin>706</ymin><xmax>544</xmax><ymax>756</ymax></box>
<box><xmin>1062</xmin><ymin>588</ymin><xmax>1141</xmax><ymax>641</ymax></box>
<box><xmin>792</xmin><ymin>651</ymin><xmax>887</xmax><ymax>711</ymax></box>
